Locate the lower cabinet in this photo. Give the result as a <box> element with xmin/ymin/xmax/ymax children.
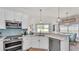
<box><xmin>39</xmin><ymin>37</ymin><xmax>49</xmax><ymax>50</ymax></box>
<box><xmin>31</xmin><ymin>37</ymin><xmax>40</xmax><ymax>48</ymax></box>
<box><xmin>30</xmin><ymin>36</ymin><xmax>49</xmax><ymax>50</ymax></box>
<box><xmin>23</xmin><ymin>36</ymin><xmax>49</xmax><ymax>51</ymax></box>
<box><xmin>23</xmin><ymin>36</ymin><xmax>31</xmax><ymax>50</ymax></box>
<box><xmin>0</xmin><ymin>40</ymin><xmax>3</xmax><ymax>51</ymax></box>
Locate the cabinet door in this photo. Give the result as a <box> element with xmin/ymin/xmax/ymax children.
<box><xmin>31</xmin><ymin>37</ymin><xmax>40</xmax><ymax>48</ymax></box>
<box><xmin>0</xmin><ymin>40</ymin><xmax>3</xmax><ymax>51</ymax></box>
<box><xmin>22</xmin><ymin>16</ymin><xmax>28</xmax><ymax>29</ymax></box>
<box><xmin>23</xmin><ymin>36</ymin><xmax>31</xmax><ymax>50</ymax></box>
<box><xmin>40</xmin><ymin>37</ymin><xmax>49</xmax><ymax>50</ymax></box>
<box><xmin>31</xmin><ymin>37</ymin><xmax>49</xmax><ymax>49</ymax></box>
<box><xmin>0</xmin><ymin>20</ymin><xmax>6</xmax><ymax>29</ymax></box>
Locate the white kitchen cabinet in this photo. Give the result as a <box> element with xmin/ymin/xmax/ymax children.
<box><xmin>39</xmin><ymin>37</ymin><xmax>49</xmax><ymax>50</ymax></box>
<box><xmin>0</xmin><ymin>20</ymin><xmax>6</xmax><ymax>29</ymax></box>
<box><xmin>31</xmin><ymin>36</ymin><xmax>49</xmax><ymax>50</ymax></box>
<box><xmin>0</xmin><ymin>8</ymin><xmax>6</xmax><ymax>20</ymax></box>
<box><xmin>22</xmin><ymin>16</ymin><xmax>28</xmax><ymax>29</ymax></box>
<box><xmin>0</xmin><ymin>8</ymin><xmax>29</xmax><ymax>29</ymax></box>
<box><xmin>5</xmin><ymin>10</ymin><xmax>15</xmax><ymax>21</ymax></box>
<box><xmin>23</xmin><ymin>36</ymin><xmax>31</xmax><ymax>50</ymax></box>
<box><xmin>31</xmin><ymin>37</ymin><xmax>40</xmax><ymax>48</ymax></box>
<box><xmin>0</xmin><ymin>39</ymin><xmax>3</xmax><ymax>51</ymax></box>
<box><xmin>23</xmin><ymin>36</ymin><xmax>40</xmax><ymax>49</ymax></box>
<box><xmin>23</xmin><ymin>35</ymin><xmax>49</xmax><ymax>50</ymax></box>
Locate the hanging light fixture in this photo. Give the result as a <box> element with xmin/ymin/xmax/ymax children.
<box><xmin>65</xmin><ymin>11</ymin><xmax>70</xmax><ymax>33</ymax></box>
<box><xmin>66</xmin><ymin>11</ymin><xmax>69</xmax><ymax>19</ymax></box>
<box><xmin>56</xmin><ymin>7</ymin><xmax>61</xmax><ymax>32</ymax></box>
<box><xmin>39</xmin><ymin>9</ymin><xmax>42</xmax><ymax>23</ymax></box>
<box><xmin>57</xmin><ymin>7</ymin><xmax>61</xmax><ymax>22</ymax></box>
<box><xmin>65</xmin><ymin>11</ymin><xmax>69</xmax><ymax>25</ymax></box>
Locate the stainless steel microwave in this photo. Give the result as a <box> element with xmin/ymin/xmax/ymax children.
<box><xmin>5</xmin><ymin>20</ymin><xmax>22</xmax><ymax>29</ymax></box>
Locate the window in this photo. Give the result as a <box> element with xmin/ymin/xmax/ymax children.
<box><xmin>60</xmin><ymin>24</ymin><xmax>79</xmax><ymax>38</ymax></box>
<box><xmin>53</xmin><ymin>25</ymin><xmax>55</xmax><ymax>31</ymax></box>
<box><xmin>60</xmin><ymin>25</ymin><xmax>68</xmax><ymax>33</ymax></box>
<box><xmin>69</xmin><ymin>24</ymin><xmax>79</xmax><ymax>37</ymax></box>
<box><xmin>36</xmin><ymin>24</ymin><xmax>49</xmax><ymax>33</ymax></box>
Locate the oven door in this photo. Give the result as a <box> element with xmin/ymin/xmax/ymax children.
<box><xmin>4</xmin><ymin>39</ymin><xmax>23</xmax><ymax>51</ymax></box>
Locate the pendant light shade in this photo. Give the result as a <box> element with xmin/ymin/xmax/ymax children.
<box><xmin>65</xmin><ymin>11</ymin><xmax>69</xmax><ymax>25</ymax></box>
<box><xmin>57</xmin><ymin>7</ymin><xmax>61</xmax><ymax>22</ymax></box>
<box><xmin>39</xmin><ymin>9</ymin><xmax>42</xmax><ymax>23</ymax></box>
<box><xmin>58</xmin><ymin>17</ymin><xmax>61</xmax><ymax>22</ymax></box>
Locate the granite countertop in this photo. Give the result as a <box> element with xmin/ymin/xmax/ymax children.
<box><xmin>23</xmin><ymin>32</ymin><xmax>70</xmax><ymax>41</ymax></box>
<box><xmin>0</xmin><ymin>36</ymin><xmax>7</xmax><ymax>41</ymax></box>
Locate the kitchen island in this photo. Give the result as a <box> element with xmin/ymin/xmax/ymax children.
<box><xmin>46</xmin><ymin>32</ymin><xmax>70</xmax><ymax>51</ymax></box>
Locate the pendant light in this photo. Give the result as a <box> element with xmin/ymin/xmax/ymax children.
<box><xmin>39</xmin><ymin>9</ymin><xmax>42</xmax><ymax>23</ymax></box>
<box><xmin>57</xmin><ymin>7</ymin><xmax>61</xmax><ymax>22</ymax></box>
<box><xmin>65</xmin><ymin>11</ymin><xmax>69</xmax><ymax>25</ymax></box>
<box><xmin>66</xmin><ymin>11</ymin><xmax>69</xmax><ymax>33</ymax></box>
<box><xmin>56</xmin><ymin>7</ymin><xmax>61</xmax><ymax>32</ymax></box>
<box><xmin>66</xmin><ymin>12</ymin><xmax>69</xmax><ymax>19</ymax></box>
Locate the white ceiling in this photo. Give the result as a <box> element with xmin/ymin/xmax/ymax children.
<box><xmin>3</xmin><ymin>7</ymin><xmax>79</xmax><ymax>20</ymax></box>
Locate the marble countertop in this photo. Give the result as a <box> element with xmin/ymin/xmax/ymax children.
<box><xmin>0</xmin><ymin>36</ymin><xmax>7</xmax><ymax>41</ymax></box>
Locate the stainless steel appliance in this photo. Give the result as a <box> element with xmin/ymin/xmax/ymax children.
<box><xmin>5</xmin><ymin>20</ymin><xmax>22</xmax><ymax>29</ymax></box>
<box><xmin>3</xmin><ymin>36</ymin><xmax>23</xmax><ymax>51</ymax></box>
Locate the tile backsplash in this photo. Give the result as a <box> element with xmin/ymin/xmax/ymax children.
<box><xmin>0</xmin><ymin>29</ymin><xmax>24</xmax><ymax>36</ymax></box>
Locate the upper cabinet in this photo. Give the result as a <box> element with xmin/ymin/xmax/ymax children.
<box><xmin>0</xmin><ymin>20</ymin><xmax>6</xmax><ymax>29</ymax></box>
<box><xmin>0</xmin><ymin>8</ymin><xmax>6</xmax><ymax>20</ymax></box>
<box><xmin>0</xmin><ymin>8</ymin><xmax>28</xmax><ymax>29</ymax></box>
<box><xmin>21</xmin><ymin>16</ymin><xmax>28</xmax><ymax>29</ymax></box>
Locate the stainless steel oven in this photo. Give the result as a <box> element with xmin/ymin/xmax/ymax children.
<box><xmin>3</xmin><ymin>36</ymin><xmax>23</xmax><ymax>51</ymax></box>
